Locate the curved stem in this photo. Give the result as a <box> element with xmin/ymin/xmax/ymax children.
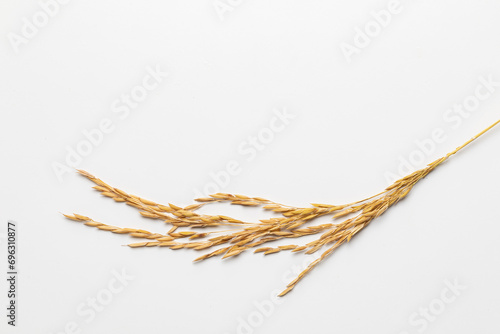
<box><xmin>447</xmin><ymin>119</ymin><xmax>500</xmax><ymax>157</ymax></box>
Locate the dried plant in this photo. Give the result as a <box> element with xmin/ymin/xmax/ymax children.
<box><xmin>65</xmin><ymin>119</ymin><xmax>499</xmax><ymax>296</ymax></box>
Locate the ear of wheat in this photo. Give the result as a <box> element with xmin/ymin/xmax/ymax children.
<box><xmin>65</xmin><ymin>119</ymin><xmax>499</xmax><ymax>296</ymax></box>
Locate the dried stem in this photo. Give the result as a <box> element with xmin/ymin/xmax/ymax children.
<box><xmin>65</xmin><ymin>119</ymin><xmax>499</xmax><ymax>296</ymax></box>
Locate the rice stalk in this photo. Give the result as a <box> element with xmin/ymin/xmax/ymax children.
<box><xmin>65</xmin><ymin>119</ymin><xmax>500</xmax><ymax>296</ymax></box>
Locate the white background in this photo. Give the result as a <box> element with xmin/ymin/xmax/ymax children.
<box><xmin>1</xmin><ymin>1</ymin><xmax>500</xmax><ymax>333</ymax></box>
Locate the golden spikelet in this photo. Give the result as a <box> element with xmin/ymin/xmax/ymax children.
<box><xmin>66</xmin><ymin>120</ymin><xmax>499</xmax><ymax>296</ymax></box>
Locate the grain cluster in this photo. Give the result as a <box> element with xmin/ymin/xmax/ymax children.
<box><xmin>65</xmin><ymin>119</ymin><xmax>499</xmax><ymax>296</ymax></box>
